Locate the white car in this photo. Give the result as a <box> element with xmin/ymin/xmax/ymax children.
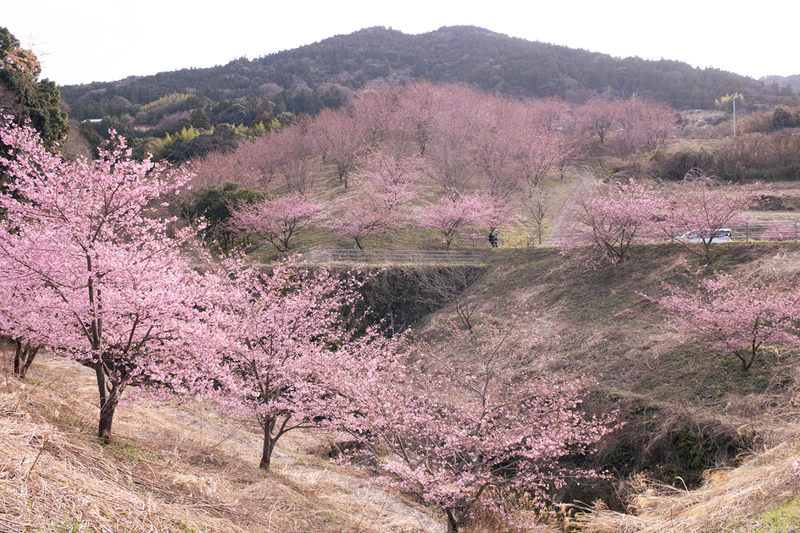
<box><xmin>677</xmin><ymin>229</ymin><xmax>732</xmax><ymax>243</ymax></box>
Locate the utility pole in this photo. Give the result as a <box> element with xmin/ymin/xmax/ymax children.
<box><xmin>732</xmin><ymin>92</ymin><xmax>739</xmax><ymax>136</ymax></box>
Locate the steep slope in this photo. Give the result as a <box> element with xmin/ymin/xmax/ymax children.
<box><xmin>3</xmin><ymin>241</ymin><xmax>800</xmax><ymax>531</ymax></box>
<box><xmin>0</xmin><ymin>353</ymin><xmax>445</xmax><ymax>532</ymax></box>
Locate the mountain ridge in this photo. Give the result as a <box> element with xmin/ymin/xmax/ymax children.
<box><xmin>59</xmin><ymin>25</ymin><xmax>789</xmax><ymax>112</ymax></box>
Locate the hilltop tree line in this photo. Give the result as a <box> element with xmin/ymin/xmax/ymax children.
<box><xmin>59</xmin><ymin>26</ymin><xmax>786</xmax><ymax>119</ymax></box>
<box><xmin>5</xmin><ymin>22</ymin><xmax>794</xmax><ymax>172</ymax></box>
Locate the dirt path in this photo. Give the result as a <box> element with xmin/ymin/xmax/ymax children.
<box><xmin>544</xmin><ymin>176</ymin><xmax>599</xmax><ymax>244</ymax></box>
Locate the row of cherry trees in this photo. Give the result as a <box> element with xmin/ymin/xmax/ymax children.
<box><xmin>0</xmin><ymin>117</ymin><xmax>613</xmax><ymax>532</ymax></box>
<box><xmin>560</xmin><ymin>173</ymin><xmax>800</xmax><ymax>372</ymax></box>
<box><xmin>190</xmin><ymin>82</ymin><xmax>680</xmax><ymax>251</ymax></box>
<box><xmin>560</xmin><ymin>174</ymin><xmax>763</xmax><ymax>266</ymax></box>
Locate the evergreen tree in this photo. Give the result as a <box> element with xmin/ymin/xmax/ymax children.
<box><xmin>0</xmin><ymin>27</ymin><xmax>68</xmax><ymax>148</ymax></box>
<box><xmin>189</xmin><ymin>108</ymin><xmax>212</xmax><ymax>130</ymax></box>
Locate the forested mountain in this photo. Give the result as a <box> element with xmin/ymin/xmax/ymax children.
<box><xmin>60</xmin><ymin>25</ymin><xmax>782</xmax><ymax>118</ymax></box>
<box><xmin>761</xmin><ymin>74</ymin><xmax>800</xmax><ymax>94</ymax></box>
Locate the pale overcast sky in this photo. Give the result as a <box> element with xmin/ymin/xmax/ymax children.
<box><xmin>4</xmin><ymin>0</ymin><xmax>798</xmax><ymax>86</ymax></box>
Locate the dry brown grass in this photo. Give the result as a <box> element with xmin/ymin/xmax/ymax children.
<box><xmin>734</xmin><ymin>248</ymin><xmax>800</xmax><ymax>283</ymax></box>
<box><xmin>570</xmin><ymin>435</ymin><xmax>800</xmax><ymax>533</ymax></box>
<box><xmin>0</xmin><ymin>353</ymin><xmax>445</xmax><ymax>533</ymax></box>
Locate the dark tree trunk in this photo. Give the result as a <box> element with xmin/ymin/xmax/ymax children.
<box><xmin>740</xmin><ymin>351</ymin><xmax>755</xmax><ymax>371</ymax></box>
<box><xmin>13</xmin><ymin>340</ymin><xmax>39</xmax><ymax>378</ymax></box>
<box><xmin>98</xmin><ymin>395</ymin><xmax>118</xmax><ymax>445</ymax></box>
<box><xmin>445</xmin><ymin>508</ymin><xmax>459</xmax><ymax>533</ymax></box>
<box><xmin>260</xmin><ymin>420</ymin><xmax>276</xmax><ymax>470</ymax></box>
<box><xmin>95</xmin><ymin>360</ymin><xmax>118</xmax><ymax>445</ymax></box>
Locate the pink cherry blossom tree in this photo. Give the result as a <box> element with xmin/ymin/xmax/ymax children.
<box><xmin>202</xmin><ymin>256</ymin><xmax>398</xmax><ymax>470</ymax></box>
<box><xmin>189</xmin><ymin>138</ymin><xmax>274</xmax><ymax>192</ymax></box>
<box><xmin>415</xmin><ymin>194</ymin><xmax>496</xmax><ymax>250</ymax></box>
<box><xmin>470</xmin><ymin>97</ymin><xmax>526</xmax><ymax>199</ymax></box>
<box><xmin>518</xmin><ymin>98</ymin><xmax>572</xmax><ymax>194</ymax></box>
<box><xmin>227</xmin><ymin>194</ymin><xmax>324</xmax><ymax>252</ymax></box>
<box><xmin>653</xmin><ymin>273</ymin><xmax>800</xmax><ymax>371</ymax></box>
<box><xmin>259</xmin><ymin>116</ymin><xmax>321</xmax><ymax>195</ymax></box>
<box><xmin>482</xmin><ymin>194</ymin><xmax>518</xmax><ymax>236</ymax></box>
<box><xmin>312</xmin><ymin>106</ymin><xmax>370</xmax><ymax>189</ymax></box>
<box><xmin>0</xmin><ymin>260</ymin><xmax>60</xmax><ymax>377</ymax></box>
<box><xmin>424</xmin><ymin>100</ymin><xmax>478</xmax><ymax>198</ymax></box>
<box><xmin>603</xmin><ymin>98</ymin><xmax>681</xmax><ymax>160</ymax></box>
<box><xmin>336</xmin><ymin>314</ymin><xmax>615</xmax><ymax>532</ymax></box>
<box><xmin>559</xmin><ymin>178</ymin><xmax>666</xmax><ymax>266</ymax></box>
<box><xmin>576</xmin><ymin>97</ymin><xmax>617</xmax><ymax>145</ymax></box>
<box><xmin>396</xmin><ymin>80</ymin><xmax>442</xmax><ymax>156</ymax></box>
<box><xmin>552</xmin><ymin>109</ymin><xmax>587</xmax><ymax>180</ymax></box>
<box><xmin>350</xmin><ymin>82</ymin><xmax>404</xmax><ymax>148</ymax></box>
<box><xmin>0</xmin><ymin>117</ymin><xmax>214</xmax><ymax>443</ymax></box>
<box><xmin>518</xmin><ymin>186</ymin><xmax>552</xmax><ymax>246</ymax></box>
<box><xmin>657</xmin><ymin>173</ymin><xmax>762</xmax><ymax>263</ymax></box>
<box><xmin>330</xmin><ymin>153</ymin><xmax>420</xmax><ymax>250</ymax></box>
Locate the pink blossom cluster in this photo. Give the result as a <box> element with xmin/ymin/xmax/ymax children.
<box><xmin>334</xmin><ymin>316</ymin><xmax>615</xmax><ymax>532</ymax></box>
<box><xmin>0</xmin><ymin>117</ymin><xmax>617</xmax><ymax>530</ymax></box>
<box><xmin>226</xmin><ymin>193</ymin><xmax>323</xmax><ymax>252</ymax></box>
<box><xmin>560</xmin><ymin>176</ymin><xmax>762</xmax><ymax>266</ymax></box>
<box><xmin>0</xmin><ymin>115</ymin><xmax>213</xmax><ymax>442</ymax></box>
<box><xmin>654</xmin><ymin>273</ymin><xmax>800</xmax><ymax>371</ymax></box>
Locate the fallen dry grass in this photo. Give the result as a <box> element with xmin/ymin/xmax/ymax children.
<box><xmin>571</xmin><ymin>434</ymin><xmax>800</xmax><ymax>533</ymax></box>
<box><xmin>737</xmin><ymin>247</ymin><xmax>800</xmax><ymax>283</ymax></box>
<box><xmin>0</xmin><ymin>353</ymin><xmax>445</xmax><ymax>533</ymax></box>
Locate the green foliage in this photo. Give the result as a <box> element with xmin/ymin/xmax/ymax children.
<box><xmin>181</xmin><ymin>181</ymin><xmax>268</xmax><ymax>247</ymax></box>
<box><xmin>274</xmin><ymin>112</ymin><xmax>294</xmax><ymax>126</ymax></box>
<box><xmin>0</xmin><ymin>27</ymin><xmax>20</xmax><ymax>55</ymax></box>
<box><xmin>771</xmin><ymin>106</ymin><xmax>800</xmax><ymax>130</ymax></box>
<box><xmin>145</xmin><ymin>126</ymin><xmax>205</xmax><ymax>160</ymax></box>
<box><xmin>715</xmin><ymin>92</ymin><xmax>744</xmax><ymax>109</ymax></box>
<box><xmin>68</xmin><ymin>99</ymin><xmax>138</xmax><ymax>122</ymax></box>
<box><xmin>167</xmin><ymin>126</ymin><xmax>240</xmax><ymax>163</ymax></box>
<box><xmin>737</xmin><ymin>496</ymin><xmax>800</xmax><ymax>532</ymax></box>
<box><xmin>77</xmin><ymin>121</ymin><xmax>104</xmax><ymax>154</ymax></box>
<box><xmin>0</xmin><ymin>27</ymin><xmax>69</xmax><ymax>148</ymax></box>
<box><xmin>138</xmin><ymin>92</ymin><xmax>194</xmax><ymax>113</ymax></box>
<box><xmin>233</xmin><ymin>122</ymin><xmax>267</xmax><ymax>138</ymax></box>
<box><xmin>189</xmin><ymin>108</ymin><xmax>212</xmax><ymax>130</ymax></box>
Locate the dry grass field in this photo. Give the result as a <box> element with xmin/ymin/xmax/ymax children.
<box><xmin>0</xmin><ymin>352</ymin><xmax>445</xmax><ymax>533</ymax></box>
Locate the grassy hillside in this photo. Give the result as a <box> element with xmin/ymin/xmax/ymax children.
<box><xmin>467</xmin><ymin>243</ymin><xmax>800</xmax><ymax>529</ymax></box>
<box><xmin>4</xmin><ymin>240</ymin><xmax>800</xmax><ymax>532</ymax></box>
<box><xmin>0</xmin><ymin>354</ymin><xmax>442</xmax><ymax>533</ymax></box>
